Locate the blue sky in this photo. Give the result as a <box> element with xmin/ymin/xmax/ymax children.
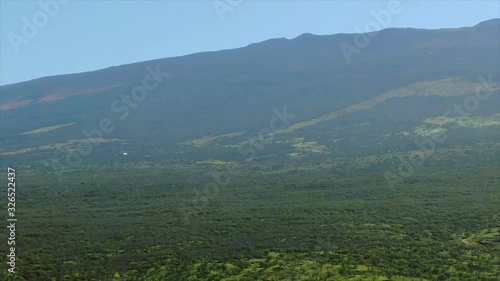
<box><xmin>1</xmin><ymin>0</ymin><xmax>499</xmax><ymax>86</ymax></box>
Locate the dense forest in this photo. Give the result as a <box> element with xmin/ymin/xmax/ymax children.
<box><xmin>0</xmin><ymin>144</ymin><xmax>498</xmax><ymax>280</ymax></box>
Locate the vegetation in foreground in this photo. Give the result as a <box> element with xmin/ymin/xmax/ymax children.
<box><xmin>0</xmin><ymin>146</ymin><xmax>498</xmax><ymax>280</ymax></box>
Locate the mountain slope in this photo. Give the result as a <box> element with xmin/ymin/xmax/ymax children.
<box><xmin>1</xmin><ymin>19</ymin><xmax>499</xmax><ymax>161</ymax></box>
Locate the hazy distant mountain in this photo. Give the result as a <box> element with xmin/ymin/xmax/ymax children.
<box><xmin>1</xmin><ymin>19</ymin><xmax>499</xmax><ymax>163</ymax></box>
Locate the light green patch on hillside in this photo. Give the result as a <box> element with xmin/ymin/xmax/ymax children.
<box><xmin>0</xmin><ymin>138</ymin><xmax>121</xmax><ymax>155</ymax></box>
<box><xmin>222</xmin><ymin>144</ymin><xmax>240</xmax><ymax>148</ymax></box>
<box><xmin>286</xmin><ymin>152</ymin><xmax>303</xmax><ymax>158</ymax></box>
<box><xmin>425</xmin><ymin>113</ymin><xmax>500</xmax><ymax>127</ymax></box>
<box><xmin>278</xmin><ymin>77</ymin><xmax>499</xmax><ymax>134</ymax></box>
<box><xmin>459</xmin><ymin>227</ymin><xmax>500</xmax><ymax>246</ymax></box>
<box><xmin>183</xmin><ymin>131</ymin><xmax>246</xmax><ymax>147</ymax></box>
<box><xmin>414</xmin><ymin>114</ymin><xmax>500</xmax><ymax>136</ymax></box>
<box><xmin>1</xmin><ymin>83</ymin><xmax>132</xmax><ymax>111</ymax></box>
<box><xmin>19</xmin><ymin>122</ymin><xmax>75</xmax><ymax>135</ymax></box>
<box><xmin>413</xmin><ymin>126</ymin><xmax>447</xmax><ymax>137</ymax></box>
<box><xmin>291</xmin><ymin>138</ymin><xmax>327</xmax><ymax>153</ymax></box>
<box><xmin>196</xmin><ymin>159</ymin><xmax>232</xmax><ymax>165</ymax></box>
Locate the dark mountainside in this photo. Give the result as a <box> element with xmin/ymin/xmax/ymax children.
<box><xmin>1</xmin><ymin>19</ymin><xmax>499</xmax><ymax>161</ymax></box>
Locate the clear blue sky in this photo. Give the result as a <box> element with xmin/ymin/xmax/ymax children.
<box><xmin>1</xmin><ymin>0</ymin><xmax>499</xmax><ymax>86</ymax></box>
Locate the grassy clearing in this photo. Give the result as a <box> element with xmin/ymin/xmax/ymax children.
<box><xmin>291</xmin><ymin>138</ymin><xmax>328</xmax><ymax>153</ymax></box>
<box><xmin>0</xmin><ymin>138</ymin><xmax>120</xmax><ymax>155</ymax></box>
<box><xmin>19</xmin><ymin>122</ymin><xmax>75</xmax><ymax>135</ymax></box>
<box><xmin>196</xmin><ymin>159</ymin><xmax>232</xmax><ymax>165</ymax></box>
<box><xmin>414</xmin><ymin>114</ymin><xmax>500</xmax><ymax>136</ymax></box>
<box><xmin>183</xmin><ymin>131</ymin><xmax>246</xmax><ymax>147</ymax></box>
<box><xmin>279</xmin><ymin>78</ymin><xmax>499</xmax><ymax>134</ymax></box>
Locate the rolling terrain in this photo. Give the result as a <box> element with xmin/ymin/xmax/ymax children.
<box><xmin>0</xmin><ymin>19</ymin><xmax>499</xmax><ymax>280</ymax></box>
